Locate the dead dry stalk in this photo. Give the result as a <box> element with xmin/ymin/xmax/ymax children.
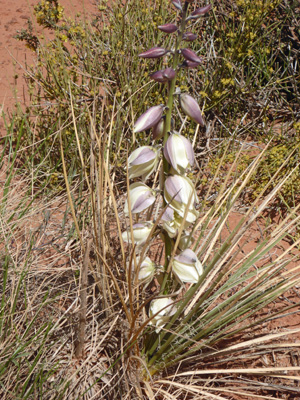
<box><xmin>75</xmin><ymin>237</ymin><xmax>92</xmax><ymax>359</ymax></box>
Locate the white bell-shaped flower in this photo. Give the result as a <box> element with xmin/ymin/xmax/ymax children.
<box><xmin>164</xmin><ymin>132</ymin><xmax>195</xmax><ymax>173</ymax></box>
<box><xmin>136</xmin><ymin>256</ymin><xmax>156</xmax><ymax>283</ymax></box>
<box><xmin>149</xmin><ymin>298</ymin><xmax>177</xmax><ymax>333</ymax></box>
<box><xmin>172</xmin><ymin>249</ymin><xmax>203</xmax><ymax>283</ymax></box>
<box><xmin>164</xmin><ymin>175</ymin><xmax>198</xmax><ymax>223</ymax></box>
<box><xmin>122</xmin><ymin>222</ymin><xmax>153</xmax><ymax>247</ymax></box>
<box><xmin>128</xmin><ymin>146</ymin><xmax>160</xmax><ymax>181</ymax></box>
<box><xmin>124</xmin><ymin>183</ymin><xmax>156</xmax><ymax>215</ymax></box>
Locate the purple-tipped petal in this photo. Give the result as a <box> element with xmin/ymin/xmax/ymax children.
<box><xmin>132</xmin><ymin>192</ymin><xmax>156</xmax><ymax>213</ymax></box>
<box><xmin>165</xmin><ymin>175</ymin><xmax>184</xmax><ymax>203</ymax></box>
<box><xmin>182</xmin><ymin>32</ymin><xmax>197</xmax><ymax>41</ymax></box>
<box><xmin>128</xmin><ymin>147</ymin><xmax>160</xmax><ymax>181</ymax></box>
<box><xmin>171</xmin><ymin>0</ymin><xmax>182</xmax><ymax>11</ymax></box>
<box><xmin>175</xmin><ymin>249</ymin><xmax>197</xmax><ymax>264</ymax></box>
<box><xmin>161</xmin><ymin>206</ymin><xmax>174</xmax><ymax>222</ymax></box>
<box><xmin>179</xmin><ymin>93</ymin><xmax>205</xmax><ymax>126</ymax></box>
<box><xmin>134</xmin><ymin>105</ymin><xmax>164</xmax><ymax>133</ymax></box>
<box><xmin>191</xmin><ymin>4</ymin><xmax>212</xmax><ymax>16</ymax></box>
<box><xmin>158</xmin><ymin>23</ymin><xmax>178</xmax><ymax>33</ymax></box>
<box><xmin>180</xmin><ymin>60</ymin><xmax>202</xmax><ymax>69</ymax></box>
<box><xmin>181</xmin><ymin>48</ymin><xmax>202</xmax><ymax>63</ymax></box>
<box><xmin>139</xmin><ymin>47</ymin><xmax>169</xmax><ymax>59</ymax></box>
<box><xmin>125</xmin><ymin>182</ymin><xmax>156</xmax><ymax>214</ymax></box>
<box><xmin>130</xmin><ymin>147</ymin><xmax>156</xmax><ymax>166</ymax></box>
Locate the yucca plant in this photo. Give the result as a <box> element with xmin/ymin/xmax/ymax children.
<box><xmin>106</xmin><ymin>1</ymin><xmax>300</xmax><ymax>397</ymax></box>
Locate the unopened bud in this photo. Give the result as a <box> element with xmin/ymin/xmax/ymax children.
<box><xmin>180</xmin><ymin>60</ymin><xmax>201</xmax><ymax>69</ymax></box>
<box><xmin>150</xmin><ymin>68</ymin><xmax>176</xmax><ymax>83</ymax></box>
<box><xmin>179</xmin><ymin>93</ymin><xmax>204</xmax><ymax>126</ymax></box>
<box><xmin>139</xmin><ymin>47</ymin><xmax>169</xmax><ymax>59</ymax></box>
<box><xmin>180</xmin><ymin>48</ymin><xmax>202</xmax><ymax>64</ymax></box>
<box><xmin>163</xmin><ymin>67</ymin><xmax>176</xmax><ymax>80</ymax></box>
<box><xmin>152</xmin><ymin>117</ymin><xmax>165</xmax><ymax>140</ymax></box>
<box><xmin>171</xmin><ymin>0</ymin><xmax>182</xmax><ymax>11</ymax></box>
<box><xmin>134</xmin><ymin>105</ymin><xmax>164</xmax><ymax>133</ymax></box>
<box><xmin>191</xmin><ymin>4</ymin><xmax>212</xmax><ymax>17</ymax></box>
<box><xmin>182</xmin><ymin>32</ymin><xmax>197</xmax><ymax>41</ymax></box>
<box><xmin>150</xmin><ymin>70</ymin><xmax>168</xmax><ymax>83</ymax></box>
<box><xmin>158</xmin><ymin>23</ymin><xmax>178</xmax><ymax>33</ymax></box>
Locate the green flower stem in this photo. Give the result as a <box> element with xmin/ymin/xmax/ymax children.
<box><xmin>160</xmin><ymin>1</ymin><xmax>190</xmax><ymax>294</ymax></box>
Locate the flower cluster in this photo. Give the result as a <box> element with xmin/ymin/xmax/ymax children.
<box><xmin>122</xmin><ymin>0</ymin><xmax>211</xmax><ymax>332</ymax></box>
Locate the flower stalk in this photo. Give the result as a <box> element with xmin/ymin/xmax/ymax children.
<box><xmin>123</xmin><ymin>0</ymin><xmax>212</xmax><ymax>371</ymax></box>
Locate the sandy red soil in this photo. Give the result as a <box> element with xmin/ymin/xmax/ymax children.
<box><xmin>0</xmin><ymin>0</ymin><xmax>96</xmax><ymax>128</ymax></box>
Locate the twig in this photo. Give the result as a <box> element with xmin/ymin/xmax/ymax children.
<box><xmin>75</xmin><ymin>237</ymin><xmax>92</xmax><ymax>359</ymax></box>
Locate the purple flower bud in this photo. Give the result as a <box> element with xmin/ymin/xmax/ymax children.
<box><xmin>150</xmin><ymin>68</ymin><xmax>176</xmax><ymax>83</ymax></box>
<box><xmin>181</xmin><ymin>48</ymin><xmax>202</xmax><ymax>64</ymax></box>
<box><xmin>162</xmin><ymin>67</ymin><xmax>176</xmax><ymax>80</ymax></box>
<box><xmin>164</xmin><ymin>132</ymin><xmax>194</xmax><ymax>173</ymax></box>
<box><xmin>150</xmin><ymin>70</ymin><xmax>168</xmax><ymax>83</ymax></box>
<box><xmin>182</xmin><ymin>32</ymin><xmax>197</xmax><ymax>42</ymax></box>
<box><xmin>139</xmin><ymin>47</ymin><xmax>169</xmax><ymax>59</ymax></box>
<box><xmin>179</xmin><ymin>93</ymin><xmax>204</xmax><ymax>126</ymax></box>
<box><xmin>152</xmin><ymin>116</ymin><xmax>175</xmax><ymax>140</ymax></box>
<box><xmin>158</xmin><ymin>23</ymin><xmax>178</xmax><ymax>33</ymax></box>
<box><xmin>180</xmin><ymin>60</ymin><xmax>201</xmax><ymax>69</ymax></box>
<box><xmin>152</xmin><ymin>117</ymin><xmax>165</xmax><ymax>140</ymax></box>
<box><xmin>171</xmin><ymin>0</ymin><xmax>182</xmax><ymax>11</ymax></box>
<box><xmin>134</xmin><ymin>105</ymin><xmax>164</xmax><ymax>133</ymax></box>
<box><xmin>191</xmin><ymin>4</ymin><xmax>212</xmax><ymax>17</ymax></box>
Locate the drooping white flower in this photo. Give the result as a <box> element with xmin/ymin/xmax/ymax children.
<box><xmin>137</xmin><ymin>257</ymin><xmax>156</xmax><ymax>283</ymax></box>
<box><xmin>122</xmin><ymin>222</ymin><xmax>153</xmax><ymax>247</ymax></box>
<box><xmin>124</xmin><ymin>182</ymin><xmax>156</xmax><ymax>215</ymax></box>
<box><xmin>164</xmin><ymin>132</ymin><xmax>194</xmax><ymax>173</ymax></box>
<box><xmin>128</xmin><ymin>146</ymin><xmax>160</xmax><ymax>181</ymax></box>
<box><xmin>149</xmin><ymin>298</ymin><xmax>177</xmax><ymax>332</ymax></box>
<box><xmin>161</xmin><ymin>206</ymin><xmax>190</xmax><ymax>238</ymax></box>
<box><xmin>172</xmin><ymin>249</ymin><xmax>203</xmax><ymax>284</ymax></box>
<box><xmin>164</xmin><ymin>175</ymin><xmax>198</xmax><ymax>223</ymax></box>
